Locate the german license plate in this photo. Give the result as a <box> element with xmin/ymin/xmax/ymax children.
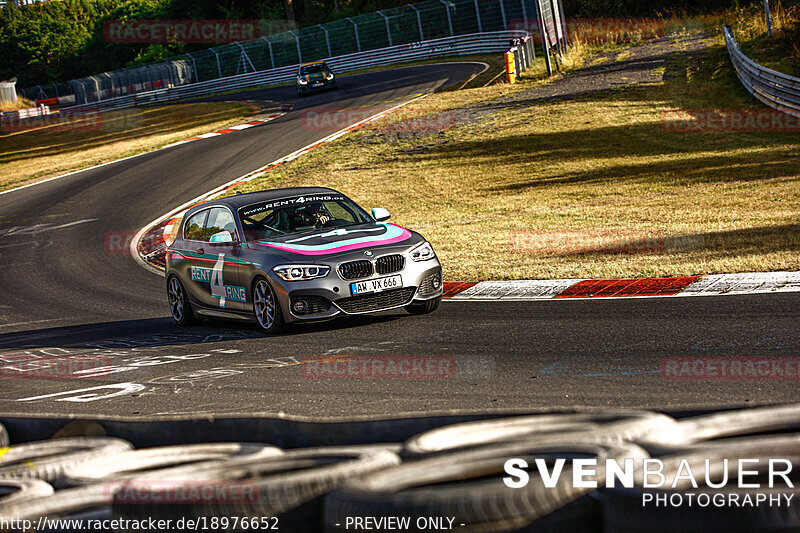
<box><xmin>351</xmin><ymin>275</ymin><xmax>402</xmax><ymax>295</ymax></box>
<box><xmin>312</xmin><ymin>81</ymin><xmax>324</xmax><ymax>87</ymax></box>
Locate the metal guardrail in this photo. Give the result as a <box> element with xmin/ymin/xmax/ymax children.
<box><xmin>65</xmin><ymin>31</ymin><xmax>530</xmax><ymax>112</ymax></box>
<box><xmin>724</xmin><ymin>25</ymin><xmax>800</xmax><ymax>118</ymax></box>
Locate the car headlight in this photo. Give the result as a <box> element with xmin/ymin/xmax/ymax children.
<box><xmin>326</xmin><ymin>73</ymin><xmax>335</xmax><ymax>81</ymax></box>
<box><xmin>409</xmin><ymin>241</ymin><xmax>436</xmax><ymax>262</ymax></box>
<box><xmin>297</xmin><ymin>78</ymin><xmax>308</xmax><ymax>85</ymax></box>
<box><xmin>273</xmin><ymin>265</ymin><xmax>330</xmax><ymax>281</ymax></box>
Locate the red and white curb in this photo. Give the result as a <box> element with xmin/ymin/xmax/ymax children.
<box><xmin>442</xmin><ymin>272</ymin><xmax>800</xmax><ymax>300</ymax></box>
<box><xmin>162</xmin><ymin>114</ymin><xmax>283</xmax><ymax>148</ymax></box>
<box><xmin>132</xmin><ymin>95</ymin><xmax>429</xmax><ymax>275</ymax></box>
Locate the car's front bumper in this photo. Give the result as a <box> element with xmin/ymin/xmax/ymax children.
<box><xmin>269</xmin><ymin>258</ymin><xmax>442</xmax><ymax>323</ymax></box>
<box><xmin>296</xmin><ymin>79</ymin><xmax>337</xmax><ymax>94</ymax></box>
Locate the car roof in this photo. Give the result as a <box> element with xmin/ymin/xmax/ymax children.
<box><xmin>301</xmin><ymin>61</ymin><xmax>325</xmax><ymax>66</ymax></box>
<box><xmin>189</xmin><ymin>187</ymin><xmax>344</xmax><ymax>214</ymax></box>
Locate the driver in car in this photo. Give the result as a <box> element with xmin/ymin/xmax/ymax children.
<box><xmin>298</xmin><ymin>204</ymin><xmax>334</xmax><ymax>228</ymax></box>
<box><xmin>310</xmin><ymin>208</ymin><xmax>331</xmax><ymax>227</ymax></box>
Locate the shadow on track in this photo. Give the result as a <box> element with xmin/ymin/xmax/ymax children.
<box><xmin>0</xmin><ymin>314</ymin><xmax>406</xmax><ymax>350</ymax></box>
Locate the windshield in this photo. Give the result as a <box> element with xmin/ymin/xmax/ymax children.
<box><xmin>238</xmin><ymin>194</ymin><xmax>373</xmax><ymax>241</ymax></box>
<box><xmin>300</xmin><ymin>64</ymin><xmax>326</xmax><ymax>74</ymax></box>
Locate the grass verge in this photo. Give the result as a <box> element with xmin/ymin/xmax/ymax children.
<box><xmin>0</xmin><ymin>96</ymin><xmax>36</xmax><ymax>112</ymax></box>
<box><xmin>231</xmin><ymin>32</ymin><xmax>800</xmax><ymax>281</ymax></box>
<box><xmin>0</xmin><ymin>102</ymin><xmax>257</xmax><ymax>192</ymax></box>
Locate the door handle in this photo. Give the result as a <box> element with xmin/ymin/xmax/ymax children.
<box><xmin>195</xmin><ymin>248</ymin><xmax>205</xmax><ymax>255</ymax></box>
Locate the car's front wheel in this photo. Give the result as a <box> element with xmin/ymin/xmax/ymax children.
<box><xmin>253</xmin><ymin>277</ymin><xmax>285</xmax><ymax>334</ymax></box>
<box><xmin>405</xmin><ymin>296</ymin><xmax>441</xmax><ymax>315</ymax></box>
<box><xmin>167</xmin><ymin>275</ymin><xmax>196</xmax><ymax>326</ymax></box>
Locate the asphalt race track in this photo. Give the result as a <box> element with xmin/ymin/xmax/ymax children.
<box><xmin>1</xmin><ymin>63</ymin><xmax>799</xmax><ymax>419</ymax></box>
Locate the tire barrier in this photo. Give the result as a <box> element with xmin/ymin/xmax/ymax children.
<box><xmin>0</xmin><ymin>437</ymin><xmax>133</xmax><ymax>488</ymax></box>
<box><xmin>604</xmin><ymin>434</ymin><xmax>800</xmax><ymax>533</ymax></box>
<box><xmin>113</xmin><ymin>447</ymin><xmax>401</xmax><ymax>531</ymax></box>
<box><xmin>0</xmin><ymin>480</ymin><xmax>54</xmax><ymax>509</ymax></box>
<box><xmin>62</xmin><ymin>443</ymin><xmax>282</xmax><ymax>486</ymax></box>
<box><xmin>326</xmin><ymin>441</ymin><xmax>649</xmax><ymax>532</ymax></box>
<box><xmin>0</xmin><ymin>405</ymin><xmax>797</xmax><ymax>531</ymax></box>
<box><xmin>402</xmin><ymin>410</ymin><xmax>675</xmax><ymax>457</ymax></box>
<box><xmin>636</xmin><ymin>403</ymin><xmax>800</xmax><ymax>455</ymax></box>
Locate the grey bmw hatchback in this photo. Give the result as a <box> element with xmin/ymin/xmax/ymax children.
<box><xmin>165</xmin><ymin>187</ymin><xmax>442</xmax><ymax>333</ymax></box>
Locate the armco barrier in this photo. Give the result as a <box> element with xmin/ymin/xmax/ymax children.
<box><xmin>724</xmin><ymin>25</ymin><xmax>800</xmax><ymax>118</ymax></box>
<box><xmin>64</xmin><ymin>31</ymin><xmax>529</xmax><ymax>113</ymax></box>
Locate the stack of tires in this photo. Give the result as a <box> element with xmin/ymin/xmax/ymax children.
<box><xmin>1</xmin><ymin>405</ymin><xmax>800</xmax><ymax>532</ymax></box>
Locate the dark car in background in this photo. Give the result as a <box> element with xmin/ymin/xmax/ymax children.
<box><xmin>296</xmin><ymin>61</ymin><xmax>338</xmax><ymax>96</ymax></box>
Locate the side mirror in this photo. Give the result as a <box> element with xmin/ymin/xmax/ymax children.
<box><xmin>372</xmin><ymin>208</ymin><xmax>391</xmax><ymax>222</ymax></box>
<box><xmin>209</xmin><ymin>230</ymin><xmax>234</xmax><ymax>244</ymax></box>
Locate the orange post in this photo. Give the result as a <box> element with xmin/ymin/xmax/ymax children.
<box><xmin>505</xmin><ymin>51</ymin><xmax>516</xmax><ymax>84</ymax></box>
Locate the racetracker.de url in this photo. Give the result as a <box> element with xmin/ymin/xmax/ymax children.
<box><xmin>0</xmin><ymin>516</ymin><xmax>279</xmax><ymax>531</ymax></box>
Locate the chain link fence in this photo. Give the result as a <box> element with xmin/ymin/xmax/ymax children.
<box><xmin>21</xmin><ymin>0</ymin><xmax>567</xmax><ymax>105</ymax></box>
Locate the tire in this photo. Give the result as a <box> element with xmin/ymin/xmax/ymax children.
<box><xmin>0</xmin><ymin>479</ymin><xmax>54</xmax><ymax>509</ymax></box>
<box><xmin>167</xmin><ymin>274</ymin><xmax>196</xmax><ymax>326</ymax></box>
<box><xmin>0</xmin><ymin>484</ymin><xmax>105</xmax><ymax>521</ymax></box>
<box><xmin>604</xmin><ymin>434</ymin><xmax>800</xmax><ymax>532</ymax></box>
<box><xmin>0</xmin><ymin>437</ymin><xmax>133</xmax><ymax>488</ymax></box>
<box><xmin>405</xmin><ymin>296</ymin><xmax>441</xmax><ymax>315</ymax></box>
<box><xmin>0</xmin><ymin>423</ymin><xmax>7</xmax><ymax>447</ymax></box>
<box><xmin>62</xmin><ymin>443</ymin><xmax>282</xmax><ymax>486</ymax></box>
<box><xmin>403</xmin><ymin>410</ymin><xmax>675</xmax><ymax>457</ymax></box>
<box><xmin>636</xmin><ymin>402</ymin><xmax>800</xmax><ymax>455</ymax></box>
<box><xmin>252</xmin><ymin>277</ymin><xmax>285</xmax><ymax>334</ymax></box>
<box><xmin>325</xmin><ymin>441</ymin><xmax>649</xmax><ymax>533</ymax></box>
<box><xmin>114</xmin><ymin>447</ymin><xmax>400</xmax><ymax>530</ymax></box>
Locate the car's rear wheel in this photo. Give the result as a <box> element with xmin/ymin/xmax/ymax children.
<box><xmin>253</xmin><ymin>277</ymin><xmax>285</xmax><ymax>334</ymax></box>
<box><xmin>404</xmin><ymin>296</ymin><xmax>441</xmax><ymax>315</ymax></box>
<box><xmin>167</xmin><ymin>275</ymin><xmax>196</xmax><ymax>326</ymax></box>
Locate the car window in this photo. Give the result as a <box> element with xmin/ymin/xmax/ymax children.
<box><xmin>184</xmin><ymin>210</ymin><xmax>208</xmax><ymax>241</ymax></box>
<box><xmin>301</xmin><ymin>64</ymin><xmax>325</xmax><ymax>74</ymax></box>
<box><xmin>204</xmin><ymin>208</ymin><xmax>237</xmax><ymax>241</ymax></box>
<box><xmin>239</xmin><ymin>196</ymin><xmax>372</xmax><ymax>241</ymax></box>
